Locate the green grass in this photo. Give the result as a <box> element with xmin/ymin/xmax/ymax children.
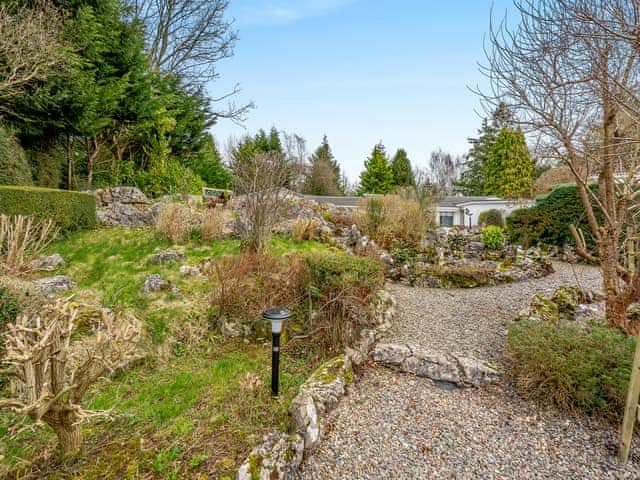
<box><xmin>1</xmin><ymin>228</ymin><xmax>336</xmax><ymax>479</ymax></box>
<box><xmin>1</xmin><ymin>342</ymin><xmax>313</xmax><ymax>479</ymax></box>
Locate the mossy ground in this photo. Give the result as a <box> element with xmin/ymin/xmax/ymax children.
<box><xmin>0</xmin><ymin>227</ymin><xmax>336</xmax><ymax>479</ymax></box>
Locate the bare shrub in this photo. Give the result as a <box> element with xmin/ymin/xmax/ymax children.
<box><xmin>155</xmin><ymin>203</ymin><xmax>198</xmax><ymax>244</ymax></box>
<box><xmin>357</xmin><ymin>195</ymin><xmax>429</xmax><ymax>250</ymax></box>
<box><xmin>0</xmin><ymin>300</ymin><xmax>141</xmax><ymax>455</ymax></box>
<box><xmin>231</xmin><ymin>152</ymin><xmax>290</xmax><ymax>253</ymax></box>
<box><xmin>0</xmin><ymin>214</ymin><xmax>58</xmax><ymax>274</ymax></box>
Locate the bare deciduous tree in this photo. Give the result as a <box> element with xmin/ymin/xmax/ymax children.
<box><xmin>0</xmin><ymin>300</ymin><xmax>141</xmax><ymax>455</ymax></box>
<box><xmin>126</xmin><ymin>0</ymin><xmax>253</xmax><ymax>120</ymax></box>
<box><xmin>428</xmin><ymin>149</ymin><xmax>463</xmax><ymax>195</ymax></box>
<box><xmin>479</xmin><ymin>0</ymin><xmax>640</xmax><ymax>332</ymax></box>
<box><xmin>0</xmin><ymin>1</ymin><xmax>67</xmax><ymax>110</ymax></box>
<box><xmin>231</xmin><ymin>152</ymin><xmax>290</xmax><ymax>253</ymax></box>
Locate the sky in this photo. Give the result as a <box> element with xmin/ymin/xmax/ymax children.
<box><xmin>210</xmin><ymin>0</ymin><xmax>513</xmax><ymax>184</ymax></box>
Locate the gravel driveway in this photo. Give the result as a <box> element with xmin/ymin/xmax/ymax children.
<box><xmin>297</xmin><ymin>262</ymin><xmax>640</xmax><ymax>479</ymax></box>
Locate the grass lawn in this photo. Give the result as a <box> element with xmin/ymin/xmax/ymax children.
<box><xmin>0</xmin><ymin>227</ymin><xmax>338</xmax><ymax>479</ymax></box>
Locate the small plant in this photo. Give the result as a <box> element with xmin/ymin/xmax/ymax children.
<box><xmin>0</xmin><ymin>214</ymin><xmax>59</xmax><ymax>273</ymax></box>
<box><xmin>0</xmin><ymin>300</ymin><xmax>141</xmax><ymax>455</ymax></box>
<box><xmin>481</xmin><ymin>225</ymin><xmax>504</xmax><ymax>250</ymax></box>
<box><xmin>478</xmin><ymin>209</ymin><xmax>504</xmax><ymax>227</ymax></box>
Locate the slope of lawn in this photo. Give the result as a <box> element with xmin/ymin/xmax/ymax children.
<box><xmin>0</xmin><ymin>227</ymin><xmax>339</xmax><ymax>479</ymax></box>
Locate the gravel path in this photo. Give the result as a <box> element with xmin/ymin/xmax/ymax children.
<box><xmin>298</xmin><ymin>262</ymin><xmax>640</xmax><ymax>479</ymax></box>
<box><xmin>387</xmin><ymin>262</ymin><xmax>602</xmax><ymax>362</ymax></box>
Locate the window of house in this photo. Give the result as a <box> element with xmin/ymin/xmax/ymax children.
<box><xmin>439</xmin><ymin>213</ymin><xmax>454</xmax><ymax>227</ymax></box>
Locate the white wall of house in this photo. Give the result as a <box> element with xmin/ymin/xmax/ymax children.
<box><xmin>435</xmin><ymin>200</ymin><xmax>527</xmax><ymax>227</ymax></box>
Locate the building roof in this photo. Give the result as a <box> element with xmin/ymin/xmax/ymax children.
<box><xmin>438</xmin><ymin>196</ymin><xmax>506</xmax><ymax>208</ymax></box>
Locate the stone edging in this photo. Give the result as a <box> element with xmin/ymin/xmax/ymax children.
<box><xmin>371</xmin><ymin>343</ymin><xmax>499</xmax><ymax>387</ymax></box>
<box><xmin>236</xmin><ymin>289</ymin><xmax>397</xmax><ymax>480</ymax></box>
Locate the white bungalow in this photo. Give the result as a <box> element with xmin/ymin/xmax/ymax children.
<box><xmin>435</xmin><ymin>196</ymin><xmax>527</xmax><ymax>227</ymax></box>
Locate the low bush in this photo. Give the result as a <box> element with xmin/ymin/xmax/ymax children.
<box><xmin>478</xmin><ymin>209</ymin><xmax>504</xmax><ymax>228</ymax></box>
<box><xmin>209</xmin><ymin>252</ymin><xmax>384</xmax><ymax>354</ymax></box>
<box><xmin>358</xmin><ymin>195</ymin><xmax>429</xmax><ymax>250</ymax></box>
<box><xmin>505</xmin><ymin>319</ymin><xmax>634</xmax><ymax>419</ymax></box>
<box><xmin>291</xmin><ymin>218</ymin><xmax>321</xmax><ymax>241</ymax></box>
<box><xmin>0</xmin><ymin>186</ymin><xmax>96</xmax><ymax>232</ymax></box>
<box><xmin>506</xmin><ymin>184</ymin><xmax>602</xmax><ymax>249</ymax></box>
<box><xmin>481</xmin><ymin>225</ymin><xmax>504</xmax><ymax>250</ymax></box>
<box><xmin>202</xmin><ymin>208</ymin><xmax>228</xmax><ymax>242</ymax></box>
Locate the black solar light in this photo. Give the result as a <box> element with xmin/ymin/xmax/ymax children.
<box><xmin>263</xmin><ymin>308</ymin><xmax>292</xmax><ymax>397</ymax></box>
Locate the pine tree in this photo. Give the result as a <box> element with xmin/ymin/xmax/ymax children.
<box><xmin>391</xmin><ymin>148</ymin><xmax>414</xmax><ymax>186</ymax></box>
<box><xmin>457</xmin><ymin>103</ymin><xmax>514</xmax><ymax>195</ymax></box>
<box><xmin>484</xmin><ymin>126</ymin><xmax>534</xmax><ymax>199</ymax></box>
<box><xmin>307</xmin><ymin>135</ymin><xmax>343</xmax><ymax>194</ymax></box>
<box><xmin>358</xmin><ymin>143</ymin><xmax>394</xmax><ymax>194</ymax></box>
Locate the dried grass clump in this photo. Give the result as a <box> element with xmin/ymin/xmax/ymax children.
<box><xmin>208</xmin><ymin>253</ymin><xmax>307</xmax><ymax>334</ymax></box>
<box><xmin>291</xmin><ymin>218</ymin><xmax>321</xmax><ymax>241</ymax></box>
<box><xmin>202</xmin><ymin>207</ymin><xmax>228</xmax><ymax>242</ymax></box>
<box><xmin>357</xmin><ymin>195</ymin><xmax>429</xmax><ymax>250</ymax></box>
<box><xmin>0</xmin><ymin>214</ymin><xmax>58</xmax><ymax>274</ymax></box>
<box><xmin>155</xmin><ymin>203</ymin><xmax>199</xmax><ymax>244</ymax></box>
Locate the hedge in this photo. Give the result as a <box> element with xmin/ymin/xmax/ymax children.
<box><xmin>0</xmin><ymin>186</ymin><xmax>96</xmax><ymax>232</ymax></box>
<box><xmin>506</xmin><ymin>184</ymin><xmax>603</xmax><ymax>250</ymax></box>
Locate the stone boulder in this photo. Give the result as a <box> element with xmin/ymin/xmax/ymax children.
<box><xmin>97</xmin><ymin>202</ymin><xmax>156</xmax><ymax>227</ymax></box>
<box><xmin>179</xmin><ymin>265</ymin><xmax>201</xmax><ymax>276</ymax></box>
<box><xmin>94</xmin><ymin>186</ymin><xmax>150</xmax><ymax>208</ymax></box>
<box><xmin>34</xmin><ymin>275</ymin><xmax>76</xmax><ymax>293</ymax></box>
<box><xmin>29</xmin><ymin>253</ymin><xmax>64</xmax><ymax>271</ymax></box>
<box><xmin>237</xmin><ymin>432</ymin><xmax>304</xmax><ymax>480</ymax></box>
<box><xmin>141</xmin><ymin>274</ymin><xmax>180</xmax><ymax>294</ymax></box>
<box><xmin>518</xmin><ymin>293</ymin><xmax>559</xmax><ymax>322</ymax></box>
<box><xmin>150</xmin><ymin>250</ymin><xmax>185</xmax><ymax>265</ymax></box>
<box><xmin>371</xmin><ymin>343</ymin><xmax>499</xmax><ymax>387</ymax></box>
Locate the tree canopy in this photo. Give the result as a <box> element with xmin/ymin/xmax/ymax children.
<box><xmin>358</xmin><ymin>143</ymin><xmax>394</xmax><ymax>194</ymax></box>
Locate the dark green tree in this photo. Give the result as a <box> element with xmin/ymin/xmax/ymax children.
<box><xmin>391</xmin><ymin>148</ymin><xmax>414</xmax><ymax>187</ymax></box>
<box><xmin>188</xmin><ymin>134</ymin><xmax>232</xmax><ymax>188</ymax></box>
<box><xmin>307</xmin><ymin>135</ymin><xmax>343</xmax><ymax>194</ymax></box>
<box><xmin>358</xmin><ymin>143</ymin><xmax>394</xmax><ymax>194</ymax></box>
<box><xmin>484</xmin><ymin>127</ymin><xmax>534</xmax><ymax>199</ymax></box>
<box><xmin>456</xmin><ymin>103</ymin><xmax>514</xmax><ymax>195</ymax></box>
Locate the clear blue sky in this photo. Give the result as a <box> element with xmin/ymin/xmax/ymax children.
<box><xmin>211</xmin><ymin>0</ymin><xmax>512</xmax><ymax>184</ymax></box>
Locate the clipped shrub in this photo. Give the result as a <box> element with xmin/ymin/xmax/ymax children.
<box><xmin>0</xmin><ymin>186</ymin><xmax>96</xmax><ymax>232</ymax></box>
<box><xmin>358</xmin><ymin>195</ymin><xmax>429</xmax><ymax>250</ymax></box>
<box><xmin>0</xmin><ymin>123</ymin><xmax>32</xmax><ymax>186</ymax></box>
<box><xmin>0</xmin><ymin>214</ymin><xmax>59</xmax><ymax>273</ymax></box>
<box><xmin>506</xmin><ymin>184</ymin><xmax>602</xmax><ymax>249</ymax></box>
<box><xmin>478</xmin><ymin>209</ymin><xmax>504</xmax><ymax>227</ymax></box>
<box><xmin>481</xmin><ymin>225</ymin><xmax>504</xmax><ymax>250</ymax></box>
<box><xmin>505</xmin><ymin>319</ymin><xmax>634</xmax><ymax>419</ymax></box>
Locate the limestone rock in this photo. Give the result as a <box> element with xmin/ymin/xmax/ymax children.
<box><xmin>371</xmin><ymin>343</ymin><xmax>498</xmax><ymax>387</ymax></box>
<box><xmin>29</xmin><ymin>253</ymin><xmax>64</xmax><ymax>271</ymax></box>
<box><xmin>150</xmin><ymin>250</ymin><xmax>185</xmax><ymax>265</ymax></box>
<box><xmin>97</xmin><ymin>202</ymin><xmax>155</xmax><ymax>227</ymax></box>
<box><xmin>94</xmin><ymin>186</ymin><xmax>150</xmax><ymax>207</ymax></box>
<box><xmin>551</xmin><ymin>285</ymin><xmax>584</xmax><ymax>317</ymax></box>
<box><xmin>141</xmin><ymin>274</ymin><xmax>179</xmax><ymax>294</ymax></box>
<box><xmin>237</xmin><ymin>432</ymin><xmax>304</xmax><ymax>480</ymax></box>
<box><xmin>179</xmin><ymin>265</ymin><xmax>201</xmax><ymax>276</ymax></box>
<box><xmin>519</xmin><ymin>293</ymin><xmax>559</xmax><ymax>322</ymax></box>
<box><xmin>34</xmin><ymin>275</ymin><xmax>76</xmax><ymax>293</ymax></box>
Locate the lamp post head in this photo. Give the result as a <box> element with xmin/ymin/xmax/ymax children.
<box><xmin>263</xmin><ymin>308</ymin><xmax>292</xmax><ymax>334</ymax></box>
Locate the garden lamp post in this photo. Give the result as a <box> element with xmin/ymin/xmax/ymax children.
<box><xmin>263</xmin><ymin>308</ymin><xmax>292</xmax><ymax>397</ymax></box>
<box><xmin>464</xmin><ymin>208</ymin><xmax>473</xmax><ymax>229</ymax></box>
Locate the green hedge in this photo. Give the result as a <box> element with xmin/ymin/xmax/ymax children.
<box><xmin>506</xmin><ymin>184</ymin><xmax>602</xmax><ymax>249</ymax></box>
<box><xmin>505</xmin><ymin>319</ymin><xmax>634</xmax><ymax>419</ymax></box>
<box><xmin>0</xmin><ymin>186</ymin><xmax>96</xmax><ymax>232</ymax></box>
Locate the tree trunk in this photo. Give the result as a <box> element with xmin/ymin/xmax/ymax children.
<box><xmin>45</xmin><ymin>411</ymin><xmax>83</xmax><ymax>456</ymax></box>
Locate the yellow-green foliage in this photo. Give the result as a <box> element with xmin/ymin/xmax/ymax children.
<box><xmin>481</xmin><ymin>225</ymin><xmax>504</xmax><ymax>250</ymax></box>
<box><xmin>0</xmin><ymin>186</ymin><xmax>95</xmax><ymax>232</ymax></box>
